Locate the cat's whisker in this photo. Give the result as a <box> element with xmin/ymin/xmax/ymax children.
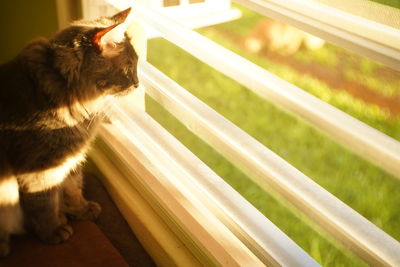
<box><xmin>86</xmin><ymin>117</ymin><xmax>94</xmax><ymax>130</ymax></box>
<box><xmin>82</xmin><ymin>105</ymin><xmax>90</xmax><ymax>118</ymax></box>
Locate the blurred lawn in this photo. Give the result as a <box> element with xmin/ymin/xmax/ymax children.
<box><xmin>372</xmin><ymin>0</ymin><xmax>400</xmax><ymax>8</ymax></box>
<box><xmin>145</xmin><ymin>4</ymin><xmax>400</xmax><ymax>266</ymax></box>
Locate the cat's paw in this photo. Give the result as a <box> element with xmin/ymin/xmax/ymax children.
<box><xmin>82</xmin><ymin>201</ymin><xmax>101</xmax><ymax>221</ymax></box>
<box><xmin>59</xmin><ymin>213</ymin><xmax>68</xmax><ymax>225</ymax></box>
<box><xmin>0</xmin><ymin>241</ymin><xmax>10</xmax><ymax>257</ymax></box>
<box><xmin>40</xmin><ymin>224</ymin><xmax>73</xmax><ymax>244</ymax></box>
<box><xmin>68</xmin><ymin>201</ymin><xmax>101</xmax><ymax>221</ymax></box>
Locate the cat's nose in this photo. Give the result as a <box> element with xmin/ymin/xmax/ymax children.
<box><xmin>133</xmin><ymin>83</ymin><xmax>139</xmax><ymax>88</ymax></box>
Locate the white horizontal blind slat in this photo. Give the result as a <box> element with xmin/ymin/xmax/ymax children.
<box><xmin>139</xmin><ymin>61</ymin><xmax>400</xmax><ymax>266</ymax></box>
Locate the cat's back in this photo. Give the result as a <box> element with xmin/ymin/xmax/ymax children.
<box><xmin>0</xmin><ymin>39</ymin><xmax>50</xmax><ymax>122</ymax></box>
<box><xmin>0</xmin><ymin>57</ymin><xmax>32</xmax><ymax>109</ymax></box>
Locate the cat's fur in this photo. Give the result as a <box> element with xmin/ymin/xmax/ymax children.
<box><xmin>0</xmin><ymin>8</ymin><xmax>139</xmax><ymax>256</ymax></box>
<box><xmin>244</xmin><ymin>18</ymin><xmax>325</xmax><ymax>55</ymax></box>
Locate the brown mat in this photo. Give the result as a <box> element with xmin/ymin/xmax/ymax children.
<box><xmin>1</xmin><ymin>221</ymin><xmax>128</xmax><ymax>267</ymax></box>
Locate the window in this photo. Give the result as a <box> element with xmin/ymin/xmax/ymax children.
<box><xmin>84</xmin><ymin>0</ymin><xmax>400</xmax><ymax>266</ymax></box>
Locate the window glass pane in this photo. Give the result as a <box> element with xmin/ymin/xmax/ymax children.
<box><xmin>145</xmin><ymin>2</ymin><xmax>400</xmax><ymax>266</ymax></box>
<box><xmin>315</xmin><ymin>0</ymin><xmax>400</xmax><ymax>29</ymax></box>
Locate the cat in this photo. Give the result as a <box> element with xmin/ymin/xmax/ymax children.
<box><xmin>0</xmin><ymin>7</ymin><xmax>139</xmax><ymax>257</ymax></box>
<box><xmin>243</xmin><ymin>18</ymin><xmax>325</xmax><ymax>55</ymax></box>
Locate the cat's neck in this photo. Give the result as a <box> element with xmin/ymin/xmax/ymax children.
<box><xmin>53</xmin><ymin>97</ymin><xmax>108</xmax><ymax>127</ymax></box>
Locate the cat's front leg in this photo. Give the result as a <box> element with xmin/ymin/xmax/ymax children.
<box><xmin>18</xmin><ymin>168</ymin><xmax>74</xmax><ymax>244</ymax></box>
<box><xmin>19</xmin><ymin>187</ymin><xmax>73</xmax><ymax>244</ymax></box>
<box><xmin>62</xmin><ymin>167</ymin><xmax>101</xmax><ymax>221</ymax></box>
<box><xmin>0</xmin><ymin>174</ymin><xmax>24</xmax><ymax>257</ymax></box>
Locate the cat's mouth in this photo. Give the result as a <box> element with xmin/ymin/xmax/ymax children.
<box><xmin>114</xmin><ymin>83</ymin><xmax>139</xmax><ymax>97</ymax></box>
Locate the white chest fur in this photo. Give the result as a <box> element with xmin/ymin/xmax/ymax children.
<box><xmin>18</xmin><ymin>152</ymin><xmax>87</xmax><ymax>193</ymax></box>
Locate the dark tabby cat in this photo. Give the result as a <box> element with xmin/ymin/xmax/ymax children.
<box><xmin>0</xmin><ymin>8</ymin><xmax>139</xmax><ymax>256</ymax></box>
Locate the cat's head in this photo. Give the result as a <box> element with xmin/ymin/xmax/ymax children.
<box><xmin>49</xmin><ymin>8</ymin><xmax>139</xmax><ymax>102</ymax></box>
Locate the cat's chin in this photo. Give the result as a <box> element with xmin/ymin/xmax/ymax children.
<box><xmin>113</xmin><ymin>84</ymin><xmax>138</xmax><ymax>97</ymax></box>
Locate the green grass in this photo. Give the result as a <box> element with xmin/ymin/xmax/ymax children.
<box><xmin>371</xmin><ymin>0</ymin><xmax>400</xmax><ymax>8</ymax></box>
<box><xmin>292</xmin><ymin>43</ymin><xmax>340</xmax><ymax>68</ymax></box>
<box><xmin>145</xmin><ymin>5</ymin><xmax>400</xmax><ymax>266</ymax></box>
<box><xmin>311</xmin><ymin>46</ymin><xmax>400</xmax><ymax>98</ymax></box>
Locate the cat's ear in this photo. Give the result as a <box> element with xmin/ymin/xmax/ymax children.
<box><xmin>111</xmin><ymin>7</ymin><xmax>132</xmax><ymax>24</ymax></box>
<box><xmin>92</xmin><ymin>8</ymin><xmax>133</xmax><ymax>57</ymax></box>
